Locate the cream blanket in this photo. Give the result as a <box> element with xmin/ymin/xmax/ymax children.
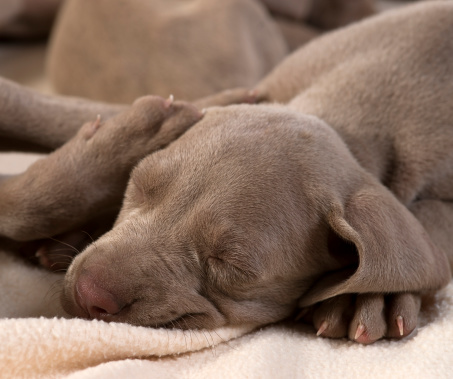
<box><xmin>1</xmin><ymin>248</ymin><xmax>453</xmax><ymax>379</ymax></box>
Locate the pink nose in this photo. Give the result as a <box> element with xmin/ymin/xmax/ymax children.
<box><xmin>75</xmin><ymin>271</ymin><xmax>124</xmax><ymax>319</ymax></box>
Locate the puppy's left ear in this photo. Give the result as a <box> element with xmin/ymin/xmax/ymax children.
<box><xmin>299</xmin><ymin>176</ymin><xmax>451</xmax><ymax>307</ymax></box>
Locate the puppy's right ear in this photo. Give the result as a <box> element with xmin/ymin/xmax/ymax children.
<box><xmin>299</xmin><ymin>175</ymin><xmax>451</xmax><ymax>307</ymax></box>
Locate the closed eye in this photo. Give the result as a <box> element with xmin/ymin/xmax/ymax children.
<box><xmin>206</xmin><ymin>255</ymin><xmax>256</xmax><ymax>287</ymax></box>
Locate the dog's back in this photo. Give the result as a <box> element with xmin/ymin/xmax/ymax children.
<box><xmin>258</xmin><ymin>1</ymin><xmax>453</xmax><ymax>205</ymax></box>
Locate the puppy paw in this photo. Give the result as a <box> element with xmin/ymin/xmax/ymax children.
<box><xmin>76</xmin><ymin>94</ymin><xmax>203</xmax><ymax>165</ymax></box>
<box><xmin>303</xmin><ymin>293</ymin><xmax>421</xmax><ymax>344</ymax></box>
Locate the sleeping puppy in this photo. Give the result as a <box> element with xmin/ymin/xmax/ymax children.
<box><xmin>62</xmin><ymin>1</ymin><xmax>452</xmax><ymax>343</ymax></box>
<box><xmin>1</xmin><ymin>1</ymin><xmax>452</xmax><ymax>344</ymax></box>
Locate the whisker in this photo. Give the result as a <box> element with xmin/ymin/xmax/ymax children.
<box><xmin>49</xmin><ymin>268</ymin><xmax>70</xmax><ymax>274</ymax></box>
<box><xmin>181</xmin><ymin>318</ymin><xmax>195</xmax><ymax>350</ymax></box>
<box><xmin>44</xmin><ymin>252</ymin><xmax>75</xmax><ymax>259</ymax></box>
<box><xmin>43</xmin><ymin>278</ymin><xmax>64</xmax><ymax>303</ymax></box>
<box><xmin>81</xmin><ymin>230</ymin><xmax>95</xmax><ymax>244</ymax></box>
<box><xmin>42</xmin><ymin>235</ymin><xmax>81</xmax><ymax>255</ymax></box>
<box><xmin>212</xmin><ymin>329</ymin><xmax>236</xmax><ymax>351</ymax></box>
<box><xmin>40</xmin><ymin>248</ymin><xmax>76</xmax><ymax>254</ymax></box>
<box><xmin>207</xmin><ymin>330</ymin><xmax>217</xmax><ymax>356</ymax></box>
<box><xmin>180</xmin><ymin>323</ymin><xmax>189</xmax><ymax>351</ymax></box>
<box><xmin>14</xmin><ymin>224</ymin><xmax>82</xmax><ymax>255</ymax></box>
<box><xmin>49</xmin><ymin>261</ymin><xmax>70</xmax><ymax>270</ymax></box>
<box><xmin>201</xmin><ymin>331</ymin><xmax>215</xmax><ymax>357</ymax></box>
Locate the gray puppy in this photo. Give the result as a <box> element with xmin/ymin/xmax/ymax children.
<box><xmin>1</xmin><ymin>2</ymin><xmax>452</xmax><ymax>344</ymax></box>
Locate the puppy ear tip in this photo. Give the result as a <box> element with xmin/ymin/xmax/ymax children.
<box><xmin>164</xmin><ymin>94</ymin><xmax>174</xmax><ymax>108</ymax></box>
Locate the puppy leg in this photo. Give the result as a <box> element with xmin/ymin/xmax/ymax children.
<box><xmin>0</xmin><ymin>77</ymin><xmax>126</xmax><ymax>152</ymax></box>
<box><xmin>0</xmin><ymin>95</ymin><xmax>202</xmax><ymax>242</ymax></box>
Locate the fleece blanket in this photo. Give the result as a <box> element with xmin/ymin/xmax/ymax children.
<box><xmin>1</xmin><ymin>238</ymin><xmax>453</xmax><ymax>379</ymax></box>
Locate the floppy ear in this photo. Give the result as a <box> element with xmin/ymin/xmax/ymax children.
<box><xmin>299</xmin><ymin>176</ymin><xmax>451</xmax><ymax>307</ymax></box>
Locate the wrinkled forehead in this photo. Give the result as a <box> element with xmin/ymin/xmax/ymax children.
<box><xmin>134</xmin><ymin>104</ymin><xmax>314</xmax><ymax>176</ymax></box>
<box><xmin>132</xmin><ymin>105</ymin><xmax>307</xmax><ymax>197</ymax></box>
<box><xmin>126</xmin><ymin>106</ymin><xmax>323</xmax><ymax>234</ymax></box>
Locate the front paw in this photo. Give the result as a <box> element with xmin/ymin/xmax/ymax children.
<box><xmin>80</xmin><ymin>95</ymin><xmax>203</xmax><ymax>164</ymax></box>
<box><xmin>298</xmin><ymin>293</ymin><xmax>421</xmax><ymax>344</ymax></box>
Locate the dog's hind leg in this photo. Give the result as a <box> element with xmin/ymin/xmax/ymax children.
<box><xmin>0</xmin><ymin>77</ymin><xmax>126</xmax><ymax>152</ymax></box>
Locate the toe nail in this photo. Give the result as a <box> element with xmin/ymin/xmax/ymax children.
<box><xmin>354</xmin><ymin>324</ymin><xmax>366</xmax><ymax>340</ymax></box>
<box><xmin>316</xmin><ymin>320</ymin><xmax>328</xmax><ymax>336</ymax></box>
<box><xmin>165</xmin><ymin>94</ymin><xmax>174</xmax><ymax>107</ymax></box>
<box><xmin>396</xmin><ymin>315</ymin><xmax>404</xmax><ymax>336</ymax></box>
<box><xmin>91</xmin><ymin>114</ymin><xmax>102</xmax><ymax>131</ymax></box>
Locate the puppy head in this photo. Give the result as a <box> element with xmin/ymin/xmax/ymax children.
<box><xmin>62</xmin><ymin>105</ymin><xmax>450</xmax><ymax>329</ymax></box>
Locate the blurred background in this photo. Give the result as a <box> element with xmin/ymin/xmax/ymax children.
<box><xmin>0</xmin><ymin>0</ymin><xmax>410</xmax><ymax>174</ymax></box>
